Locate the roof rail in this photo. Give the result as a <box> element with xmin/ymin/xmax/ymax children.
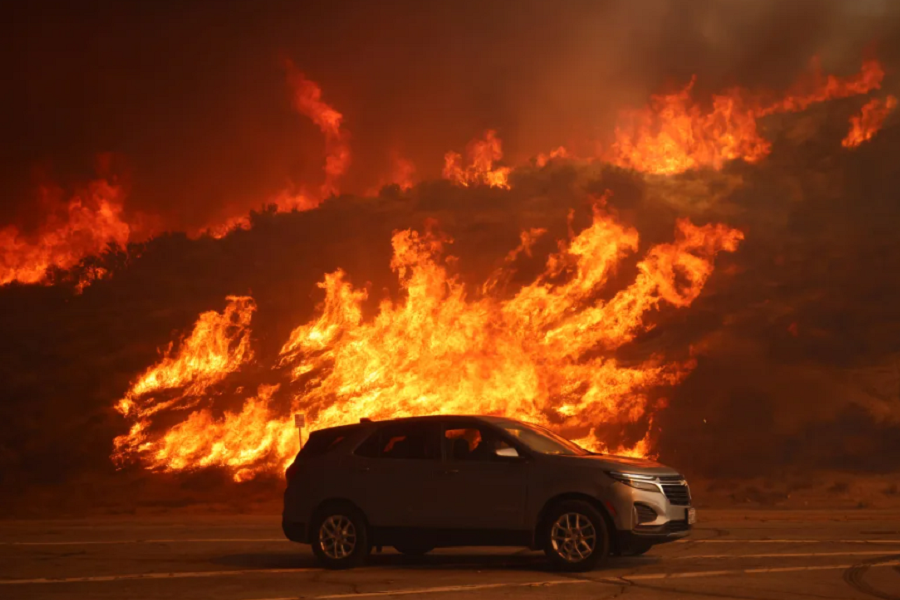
<box><xmin>360</xmin><ymin>418</ymin><xmax>373</xmax><ymax>423</ymax></box>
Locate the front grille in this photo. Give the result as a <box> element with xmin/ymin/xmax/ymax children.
<box><xmin>634</xmin><ymin>503</ymin><xmax>657</xmax><ymax>524</ymax></box>
<box><xmin>660</xmin><ymin>479</ymin><xmax>691</xmax><ymax>506</ymax></box>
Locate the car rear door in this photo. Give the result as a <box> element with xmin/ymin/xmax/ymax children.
<box><xmin>348</xmin><ymin>421</ymin><xmax>443</xmax><ymax>527</ymax></box>
<box><xmin>426</xmin><ymin>420</ymin><xmax>529</xmax><ymax>530</ymax></box>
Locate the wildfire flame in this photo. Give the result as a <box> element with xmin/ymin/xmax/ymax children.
<box><xmin>842</xmin><ymin>95</ymin><xmax>898</xmax><ymax>148</ymax></box>
<box><xmin>443</xmin><ymin>130</ymin><xmax>512</xmax><ymax>189</ymax></box>
<box><xmin>115</xmin><ymin>296</ymin><xmax>256</xmax><ymax>420</ymax></box>
<box><xmin>535</xmin><ymin>146</ymin><xmax>569</xmax><ymax>168</ymax></box>
<box><xmin>609</xmin><ymin>59</ymin><xmax>885</xmax><ymax>175</ymax></box>
<box><xmin>284</xmin><ymin>60</ymin><xmax>351</xmax><ymax>198</ymax></box>
<box><xmin>4</xmin><ymin>57</ymin><xmax>887</xmax><ymax>282</ymax></box>
<box><xmin>204</xmin><ymin>64</ymin><xmax>350</xmax><ymax>239</ymax></box>
<box><xmin>112</xmin><ymin>199</ymin><xmax>742</xmax><ymax>481</ymax></box>
<box><xmin>0</xmin><ymin>177</ymin><xmax>132</xmax><ymax>287</ymax></box>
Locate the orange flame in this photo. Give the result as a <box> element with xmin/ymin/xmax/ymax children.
<box><xmin>114</xmin><ymin>296</ymin><xmax>256</xmax><ymax>420</ymax></box>
<box><xmin>112</xmin><ymin>200</ymin><xmax>742</xmax><ymax>480</ymax></box>
<box><xmin>443</xmin><ymin>130</ymin><xmax>512</xmax><ymax>189</ymax></box>
<box><xmin>609</xmin><ymin>59</ymin><xmax>885</xmax><ymax>175</ymax></box>
<box><xmin>842</xmin><ymin>95</ymin><xmax>897</xmax><ymax>148</ymax></box>
<box><xmin>387</xmin><ymin>155</ymin><xmax>416</xmax><ymax>191</ymax></box>
<box><xmin>284</xmin><ymin>60</ymin><xmax>351</xmax><ymax>198</ymax></box>
<box><xmin>366</xmin><ymin>154</ymin><xmax>417</xmax><ymax>195</ymax></box>
<box><xmin>134</xmin><ymin>384</ymin><xmax>299</xmax><ymax>483</ymax></box>
<box><xmin>202</xmin><ymin>65</ymin><xmax>349</xmax><ymax>239</ymax></box>
<box><xmin>759</xmin><ymin>58</ymin><xmax>885</xmax><ymax>116</ymax></box>
<box><xmin>535</xmin><ymin>146</ymin><xmax>569</xmax><ymax>168</ymax></box>
<box><xmin>0</xmin><ymin>178</ymin><xmax>132</xmax><ymax>287</ymax></box>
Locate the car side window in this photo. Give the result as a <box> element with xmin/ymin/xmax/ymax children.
<box><xmin>354</xmin><ymin>424</ymin><xmax>439</xmax><ymax>460</ymax></box>
<box><xmin>299</xmin><ymin>431</ymin><xmax>346</xmax><ymax>458</ymax></box>
<box><xmin>444</xmin><ymin>426</ymin><xmax>514</xmax><ymax>461</ymax></box>
<box><xmin>354</xmin><ymin>431</ymin><xmax>382</xmax><ymax>458</ymax></box>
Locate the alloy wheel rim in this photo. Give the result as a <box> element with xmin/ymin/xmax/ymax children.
<box><xmin>319</xmin><ymin>515</ymin><xmax>357</xmax><ymax>559</ymax></box>
<box><xmin>550</xmin><ymin>512</ymin><xmax>597</xmax><ymax>562</ymax></box>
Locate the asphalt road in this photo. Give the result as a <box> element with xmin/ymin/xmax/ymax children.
<box><xmin>2</xmin><ymin>510</ymin><xmax>899</xmax><ymax>599</ymax></box>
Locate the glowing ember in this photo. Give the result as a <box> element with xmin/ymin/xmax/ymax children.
<box><xmin>112</xmin><ymin>201</ymin><xmax>742</xmax><ymax>481</ymax></box>
<box><xmin>0</xmin><ymin>177</ymin><xmax>132</xmax><ymax>287</ymax></box>
<box><xmin>842</xmin><ymin>95</ymin><xmax>897</xmax><ymax>148</ymax></box>
<box><xmin>443</xmin><ymin>130</ymin><xmax>512</xmax><ymax>188</ymax></box>
<box><xmin>609</xmin><ymin>59</ymin><xmax>884</xmax><ymax>175</ymax></box>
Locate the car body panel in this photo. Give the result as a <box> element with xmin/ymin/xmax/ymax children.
<box><xmin>283</xmin><ymin>415</ymin><xmax>692</xmax><ymax>553</ymax></box>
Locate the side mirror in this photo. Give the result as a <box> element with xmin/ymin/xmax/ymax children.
<box><xmin>495</xmin><ymin>446</ymin><xmax>520</xmax><ymax>458</ymax></box>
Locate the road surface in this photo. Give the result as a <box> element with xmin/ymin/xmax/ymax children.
<box><xmin>2</xmin><ymin>509</ymin><xmax>899</xmax><ymax>599</ymax></box>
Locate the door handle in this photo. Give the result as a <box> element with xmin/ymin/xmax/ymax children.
<box><xmin>357</xmin><ymin>466</ymin><xmax>371</xmax><ymax>473</ymax></box>
<box><xmin>441</xmin><ymin>468</ymin><xmax>459</xmax><ymax>475</ymax></box>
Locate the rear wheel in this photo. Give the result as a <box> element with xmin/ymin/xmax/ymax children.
<box><xmin>311</xmin><ymin>503</ymin><xmax>369</xmax><ymax>569</ymax></box>
<box><xmin>393</xmin><ymin>544</ymin><xmax>434</xmax><ymax>556</ymax></box>
<box><xmin>542</xmin><ymin>500</ymin><xmax>609</xmax><ymax>571</ymax></box>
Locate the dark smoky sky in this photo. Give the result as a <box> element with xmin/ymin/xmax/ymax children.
<box><xmin>2</xmin><ymin>0</ymin><xmax>899</xmax><ymax>231</ymax></box>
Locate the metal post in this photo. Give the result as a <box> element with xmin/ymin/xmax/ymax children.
<box><xmin>294</xmin><ymin>413</ymin><xmax>307</xmax><ymax>449</ymax></box>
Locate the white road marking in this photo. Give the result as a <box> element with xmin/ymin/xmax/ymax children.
<box><xmin>0</xmin><ymin>538</ymin><xmax>287</xmax><ymax>546</ymax></box>
<box><xmin>249</xmin><ymin>580</ymin><xmax>600</xmax><ymax>600</ymax></box>
<box><xmin>3</xmin><ymin>557</ymin><xmax>900</xmax><ymax>590</ymax></box>
<box><xmin>7</xmin><ymin>537</ymin><xmax>900</xmax><ymax>547</ymax></box>
<box><xmin>247</xmin><ymin>561</ymin><xmax>900</xmax><ymax>599</ymax></box>
<box><xmin>626</xmin><ymin>560</ymin><xmax>900</xmax><ymax>580</ymax></box>
<box><xmin>313</xmin><ymin>580</ymin><xmax>596</xmax><ymax>598</ymax></box>
<box><xmin>674</xmin><ymin>550</ymin><xmax>900</xmax><ymax>559</ymax></box>
<box><xmin>0</xmin><ymin>567</ymin><xmax>319</xmax><ymax>585</ymax></box>
<box><xmin>681</xmin><ymin>538</ymin><xmax>900</xmax><ymax>544</ymax></box>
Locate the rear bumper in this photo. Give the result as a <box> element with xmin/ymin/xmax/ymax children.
<box><xmin>282</xmin><ymin>519</ymin><xmax>308</xmax><ymax>544</ymax></box>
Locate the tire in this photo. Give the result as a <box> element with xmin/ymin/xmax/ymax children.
<box><xmin>541</xmin><ymin>500</ymin><xmax>610</xmax><ymax>572</ymax></box>
<box><xmin>393</xmin><ymin>544</ymin><xmax>434</xmax><ymax>556</ymax></box>
<box><xmin>310</xmin><ymin>503</ymin><xmax>370</xmax><ymax>569</ymax></box>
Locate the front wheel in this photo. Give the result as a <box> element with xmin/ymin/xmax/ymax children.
<box><xmin>542</xmin><ymin>500</ymin><xmax>610</xmax><ymax>571</ymax></box>
<box><xmin>311</xmin><ymin>504</ymin><xmax>370</xmax><ymax>569</ymax></box>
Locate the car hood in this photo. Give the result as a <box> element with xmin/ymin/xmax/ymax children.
<box><xmin>550</xmin><ymin>453</ymin><xmax>682</xmax><ymax>477</ymax></box>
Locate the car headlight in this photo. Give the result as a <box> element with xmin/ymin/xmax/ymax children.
<box><xmin>607</xmin><ymin>471</ymin><xmax>661</xmax><ymax>493</ymax></box>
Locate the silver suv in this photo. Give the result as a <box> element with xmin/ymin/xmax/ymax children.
<box><xmin>282</xmin><ymin>415</ymin><xmax>694</xmax><ymax>571</ymax></box>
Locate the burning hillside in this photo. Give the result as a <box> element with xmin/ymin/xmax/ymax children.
<box><xmin>99</xmin><ymin>53</ymin><xmax>895</xmax><ymax>482</ymax></box>
<box><xmin>111</xmin><ymin>201</ymin><xmax>741</xmax><ymax>481</ymax></box>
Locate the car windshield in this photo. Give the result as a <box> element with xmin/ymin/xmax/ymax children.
<box><xmin>499</xmin><ymin>423</ymin><xmax>589</xmax><ymax>456</ymax></box>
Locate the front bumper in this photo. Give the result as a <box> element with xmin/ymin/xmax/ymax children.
<box><xmin>616</xmin><ymin>525</ymin><xmax>689</xmax><ymax>552</ymax></box>
<box><xmin>606</xmin><ymin>476</ymin><xmax>693</xmax><ymax>549</ymax></box>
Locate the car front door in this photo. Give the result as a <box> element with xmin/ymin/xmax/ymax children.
<box><xmin>424</xmin><ymin>421</ymin><xmax>529</xmax><ymax>531</ymax></box>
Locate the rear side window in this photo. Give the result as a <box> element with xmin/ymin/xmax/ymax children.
<box><xmin>444</xmin><ymin>426</ymin><xmax>515</xmax><ymax>461</ymax></box>
<box><xmin>354</xmin><ymin>423</ymin><xmax>439</xmax><ymax>460</ymax></box>
<box><xmin>298</xmin><ymin>430</ymin><xmax>347</xmax><ymax>458</ymax></box>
